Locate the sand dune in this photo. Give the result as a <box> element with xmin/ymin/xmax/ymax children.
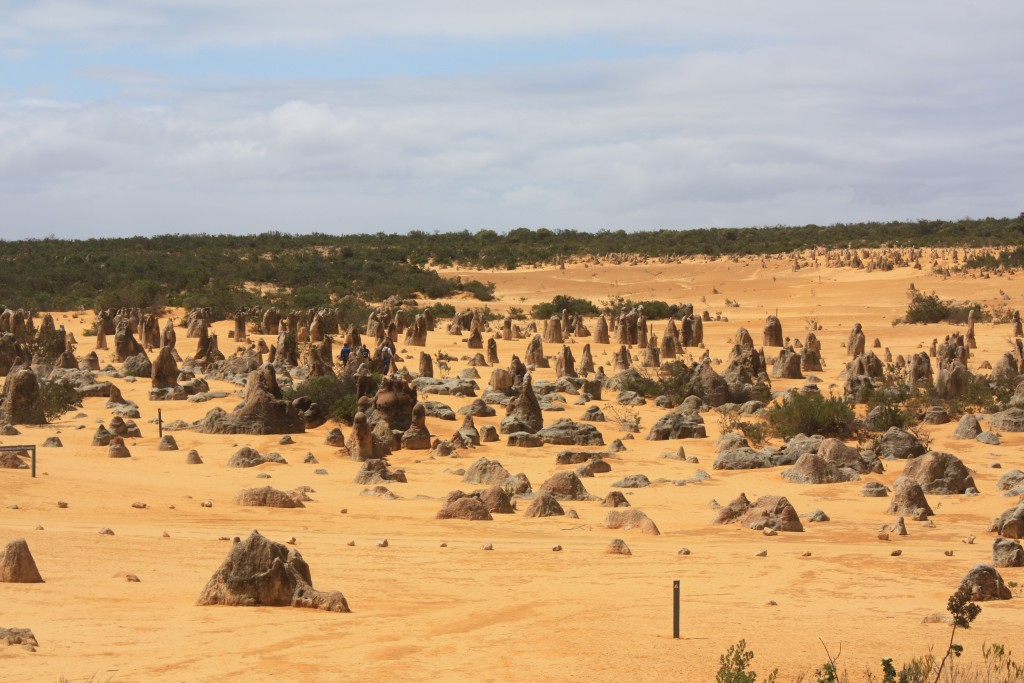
<box><xmin>2</xmin><ymin>253</ymin><xmax>1022</xmax><ymax>682</ymax></box>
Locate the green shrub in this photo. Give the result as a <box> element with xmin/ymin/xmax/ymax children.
<box><xmin>618</xmin><ymin>362</ymin><xmax>702</xmax><ymax>405</ymax></box>
<box><xmin>283</xmin><ymin>373</ymin><xmax>375</xmax><ymax>424</ymax></box>
<box><xmin>716</xmin><ymin>640</ymin><xmax>777</xmax><ymax>683</ymax></box>
<box><xmin>898</xmin><ymin>290</ymin><xmax>987</xmax><ymax>325</ymax></box>
<box><xmin>764</xmin><ymin>393</ymin><xmax>855</xmax><ymax>440</ymax></box>
<box><xmin>602</xmin><ymin>296</ymin><xmax>680</xmax><ymax>320</ymax></box>
<box><xmin>459</xmin><ymin>279</ymin><xmax>496</xmax><ymax>301</ymax></box>
<box><xmin>425</xmin><ymin>302</ymin><xmax>456</xmax><ymax>319</ymax></box>
<box><xmin>531</xmin><ymin>295</ymin><xmax>600</xmax><ymax>320</ymax></box>
<box><xmin>39</xmin><ymin>380</ymin><xmax>82</xmax><ymax>422</ymax></box>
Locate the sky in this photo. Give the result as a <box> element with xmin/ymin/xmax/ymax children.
<box><xmin>1</xmin><ymin>1</ymin><xmax>1023</xmax><ymax>239</ymax></box>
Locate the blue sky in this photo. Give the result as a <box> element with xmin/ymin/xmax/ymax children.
<box><xmin>1</xmin><ymin>1</ymin><xmax>1023</xmax><ymax>238</ymax></box>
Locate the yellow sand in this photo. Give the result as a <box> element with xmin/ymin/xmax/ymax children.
<box><xmin>2</xmin><ymin>252</ymin><xmax>1022</xmax><ymax>682</ymax></box>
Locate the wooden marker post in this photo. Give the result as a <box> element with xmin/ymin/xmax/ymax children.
<box><xmin>673</xmin><ymin>579</ymin><xmax>680</xmax><ymax>639</ymax></box>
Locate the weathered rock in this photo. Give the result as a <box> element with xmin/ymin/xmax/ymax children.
<box><xmin>0</xmin><ymin>627</ymin><xmax>39</xmax><ymax>651</ymax></box>
<box><xmin>354</xmin><ymin>459</ymin><xmax>407</xmax><ymax>485</ymax></box>
<box><xmin>0</xmin><ymin>452</ymin><xmax>28</xmax><ymax>469</ymax></box>
<box><xmin>325</xmin><ymin>427</ymin><xmax>346</xmax><ymax>447</ymax></box>
<box><xmin>900</xmin><ymin>451</ymin><xmax>976</xmax><ymax>495</ymax></box>
<box><xmin>500</xmin><ymin>374</ymin><xmax>543</xmax><ymax>434</ymax></box>
<box><xmin>874</xmin><ymin>427</ymin><xmax>927</xmax><ymax>460</ymax></box>
<box><xmin>0</xmin><ymin>367</ymin><xmax>46</xmax><ymax>425</ymax></box>
<box><xmin>107</xmin><ymin>437</ymin><xmax>131</xmax><ymax>458</ymax></box>
<box><xmin>186</xmin><ymin>449</ymin><xmax>203</xmax><ymax>464</ymax></box>
<box><xmin>196</xmin><ymin>530</ymin><xmax>349</xmax><ymax>611</ymax></box>
<box><xmin>953</xmin><ymin>414</ymin><xmax>982</xmax><ymax>440</ymax></box>
<box><xmin>958</xmin><ymin>564</ymin><xmax>1012</xmax><ymax>601</ymax></box>
<box><xmin>0</xmin><ymin>539</ymin><xmax>44</xmax><ymax>583</ymax></box>
<box><xmin>992</xmin><ymin>538</ymin><xmax>1024</xmax><ymax>568</ymax></box>
<box><xmin>887</xmin><ymin>479</ymin><xmax>934</xmax><ymax>518</ymax></box>
<box><xmin>477</xmin><ymin>486</ymin><xmax>514</xmax><ymax>514</ymax></box>
<box><xmin>712</xmin><ymin>493</ymin><xmax>803</xmax><ymax>531</ymax></box>
<box><xmin>538</xmin><ymin>471</ymin><xmax>592</xmax><ymax>500</ymax></box>
<box><xmin>606</xmin><ymin>538</ymin><xmax>631</xmax><ymax>555</ymax></box>
<box><xmin>990</xmin><ymin>503</ymin><xmax>1024</xmax><ymax>539</ymax></box>
<box><xmin>647</xmin><ymin>410</ymin><xmax>708</xmax><ymax>441</ymax></box>
<box><xmin>233</xmin><ymin>487</ymin><xmax>305</xmax><ymax>508</ymax></box>
<box><xmin>227</xmin><ymin>447</ymin><xmax>286</xmax><ymax>468</ymax></box>
<box><xmin>523</xmin><ymin>492</ymin><xmax>565</xmax><ymax>518</ymax></box>
<box><xmin>602</xmin><ymin>491</ymin><xmax>630</xmax><ymax>508</ymax></box>
<box><xmin>713</xmin><ymin>447</ymin><xmax>771</xmax><ymax>470</ymax></box>
<box><xmin>990</xmin><ymin>408</ymin><xmax>1024</xmax><ymax>432</ymax></box>
<box><xmin>535</xmin><ymin>419</ymin><xmax>605</xmax><ymax>446</ymax></box>
<box><xmin>604</xmin><ymin>509</ymin><xmax>660</xmax><ymax>535</ymax></box>
<box><xmin>401</xmin><ymin>402</ymin><xmax>432</xmax><ymax>450</ymax></box>
<box><xmin>196</xmin><ymin>364</ymin><xmax>305</xmax><ymax>435</ymax></box>
<box><xmin>996</xmin><ymin>469</ymin><xmax>1024</xmax><ymax>492</ymax></box>
<box><xmin>463</xmin><ymin>458</ymin><xmax>511</xmax><ymax>485</ymax></box>
<box><xmin>612</xmin><ymin>474</ymin><xmax>651</xmax><ymax>488</ymax></box>
<box><xmin>861</xmin><ymin>482</ymin><xmax>889</xmax><ymax>497</ymax></box>
<box><xmin>435</xmin><ymin>491</ymin><xmax>492</xmax><ymax>521</ymax></box>
<box><xmin>151</xmin><ymin>346</ymin><xmax>179</xmax><ymax>390</ymax></box>
<box><xmin>346</xmin><ymin>412</ymin><xmax>389</xmax><ymax>461</ymax></box>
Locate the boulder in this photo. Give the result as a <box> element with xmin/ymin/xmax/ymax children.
<box><xmin>606</xmin><ymin>538</ymin><xmax>631</xmax><ymax>555</ymax></box>
<box><xmin>233</xmin><ymin>487</ymin><xmax>304</xmax><ymax>508</ymax></box>
<box><xmin>712</xmin><ymin>493</ymin><xmax>803</xmax><ymax>531</ymax></box>
<box><xmin>900</xmin><ymin>451</ymin><xmax>976</xmax><ymax>494</ymax></box>
<box><xmin>538</xmin><ymin>471</ymin><xmax>592</xmax><ymax>500</ymax></box>
<box><xmin>874</xmin><ymin>427</ymin><xmax>927</xmax><ymax>460</ymax></box>
<box><xmin>647</xmin><ymin>410</ymin><xmax>707</xmax><ymax>441</ymax></box>
<box><xmin>227</xmin><ymin>447</ymin><xmax>286</xmax><ymax>468</ymax></box>
<box><xmin>887</xmin><ymin>479</ymin><xmax>934</xmax><ymax>518</ymax></box>
<box><xmin>996</xmin><ymin>469</ymin><xmax>1024</xmax><ymax>492</ymax></box>
<box><xmin>535</xmin><ymin>419</ymin><xmax>604</xmax><ymax>446</ymax></box>
<box><xmin>0</xmin><ymin>367</ymin><xmax>46</xmax><ymax>425</ymax></box>
<box><xmin>196</xmin><ymin>364</ymin><xmax>305</xmax><ymax>435</ymax></box>
<box><xmin>958</xmin><ymin>564</ymin><xmax>1012</xmax><ymax>601</ymax></box>
<box><xmin>0</xmin><ymin>451</ymin><xmax>28</xmax><ymax>469</ymax></box>
<box><xmin>992</xmin><ymin>538</ymin><xmax>1024</xmax><ymax>568</ymax></box>
<box><xmin>463</xmin><ymin>458</ymin><xmax>511</xmax><ymax>486</ymax></box>
<box><xmin>602</xmin><ymin>491</ymin><xmax>630</xmax><ymax>508</ymax></box>
<box><xmin>354</xmin><ymin>459</ymin><xmax>407</xmax><ymax>485</ymax></box>
<box><xmin>0</xmin><ymin>539</ymin><xmax>44</xmax><ymax>583</ymax></box>
<box><xmin>523</xmin><ymin>492</ymin><xmax>565</xmax><ymax>518</ymax></box>
<box><xmin>990</xmin><ymin>504</ymin><xmax>1024</xmax><ymax>539</ymax></box>
<box><xmin>713</xmin><ymin>447</ymin><xmax>771</xmax><ymax>470</ymax></box>
<box><xmin>952</xmin><ymin>414</ymin><xmax>982</xmax><ymax>440</ymax></box>
<box><xmin>612</xmin><ymin>474</ymin><xmax>651</xmax><ymax>488</ymax></box>
<box><xmin>500</xmin><ymin>375</ymin><xmax>543</xmax><ymax>434</ymax></box>
<box><xmin>435</xmin><ymin>491</ymin><xmax>492</xmax><ymax>521</ymax></box>
<box><xmin>989</xmin><ymin>408</ymin><xmax>1024</xmax><ymax>432</ymax></box>
<box><xmin>604</xmin><ymin>509</ymin><xmax>660</xmax><ymax>535</ymax></box>
<box><xmin>196</xmin><ymin>530</ymin><xmax>349</xmax><ymax>611</ymax></box>
<box><xmin>477</xmin><ymin>486</ymin><xmax>514</xmax><ymax>514</ymax></box>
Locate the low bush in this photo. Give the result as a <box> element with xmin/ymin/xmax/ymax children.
<box><xmin>602</xmin><ymin>296</ymin><xmax>681</xmax><ymax>320</ymax></box>
<box><xmin>283</xmin><ymin>373</ymin><xmax>377</xmax><ymax>425</ymax></box>
<box><xmin>763</xmin><ymin>393</ymin><xmax>855</xmax><ymax>440</ymax></box>
<box><xmin>40</xmin><ymin>380</ymin><xmax>83</xmax><ymax>422</ymax></box>
<box><xmin>459</xmin><ymin>279</ymin><xmax>496</xmax><ymax>301</ymax></box>
<box><xmin>531</xmin><ymin>295</ymin><xmax>600</xmax><ymax>320</ymax></box>
<box><xmin>896</xmin><ymin>290</ymin><xmax>987</xmax><ymax>325</ymax></box>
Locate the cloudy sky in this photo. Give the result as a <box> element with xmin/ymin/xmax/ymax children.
<box><xmin>2</xmin><ymin>1</ymin><xmax>1022</xmax><ymax>239</ymax></box>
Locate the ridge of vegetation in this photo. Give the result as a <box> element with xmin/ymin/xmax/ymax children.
<box><xmin>1</xmin><ymin>213</ymin><xmax>1021</xmax><ymax>311</ymax></box>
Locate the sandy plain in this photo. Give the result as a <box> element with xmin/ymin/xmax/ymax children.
<box><xmin>1</xmin><ymin>252</ymin><xmax>1022</xmax><ymax>682</ymax></box>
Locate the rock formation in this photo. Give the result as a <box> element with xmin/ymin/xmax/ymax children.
<box><xmin>196</xmin><ymin>530</ymin><xmax>349</xmax><ymax>611</ymax></box>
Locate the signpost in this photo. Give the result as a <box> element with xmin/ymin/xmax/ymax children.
<box><xmin>0</xmin><ymin>445</ymin><xmax>37</xmax><ymax>478</ymax></box>
<box><xmin>673</xmin><ymin>579</ymin><xmax>681</xmax><ymax>639</ymax></box>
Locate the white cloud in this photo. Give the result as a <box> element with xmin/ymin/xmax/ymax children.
<box><xmin>1</xmin><ymin>2</ymin><xmax>1023</xmax><ymax>237</ymax></box>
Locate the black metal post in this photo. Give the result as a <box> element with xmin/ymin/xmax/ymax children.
<box><xmin>30</xmin><ymin>445</ymin><xmax>36</xmax><ymax>479</ymax></box>
<box><xmin>158</xmin><ymin>409</ymin><xmax>163</xmax><ymax>438</ymax></box>
<box><xmin>673</xmin><ymin>579</ymin><xmax>680</xmax><ymax>639</ymax></box>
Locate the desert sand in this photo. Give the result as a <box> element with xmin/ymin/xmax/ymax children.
<box><xmin>2</xmin><ymin>252</ymin><xmax>1022</xmax><ymax>682</ymax></box>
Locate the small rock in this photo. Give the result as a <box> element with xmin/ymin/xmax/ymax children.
<box><xmin>891</xmin><ymin>549</ymin><xmax>902</xmax><ymax>556</ymax></box>
<box><xmin>346</xmin><ymin>540</ymin><xmax>355</xmax><ymax>546</ymax></box>
<box><xmin>755</xmin><ymin>549</ymin><xmax>767</xmax><ymax>557</ymax></box>
<box><xmin>763</xmin><ymin>528</ymin><xmax>778</xmax><ymax>537</ymax></box>
<box><xmin>440</xmin><ymin>542</ymin><xmax>447</xmax><ymax>547</ymax></box>
<box><xmin>963</xmin><ymin>534</ymin><xmax>976</xmax><ymax>545</ymax></box>
<box><xmin>113</xmin><ymin>571</ymin><xmax>141</xmax><ymax>582</ymax></box>
<box><xmin>286</xmin><ymin>537</ymin><xmax>296</xmax><ymax>545</ymax></box>
<box><xmin>340</xmin><ymin>508</ymin><xmax>348</xmax><ymax>514</ymax></box>
<box><xmin>256</xmin><ymin>472</ymin><xmax>271</xmax><ymax>479</ymax></box>
<box><xmin>57</xmin><ymin>501</ymin><xmax>68</xmax><ymax>508</ymax></box>
<box><xmin>802</xmin><ymin>551</ymin><xmax>812</xmax><ymax>557</ymax></box>
<box><xmin>878</xmin><ymin>532</ymin><xmax>890</xmax><ymax>541</ymax></box>
<box><xmin>944</xmin><ymin>550</ymin><xmax>954</xmax><ymax>556</ymax></box>
<box><xmin>766</xmin><ymin>600</ymin><xmax>778</xmax><ymax>606</ymax></box>
<box><xmin>34</xmin><ymin>525</ymin><xmax>43</xmax><ymax>531</ymax></box>
<box><xmin>481</xmin><ymin>542</ymin><xmax>494</xmax><ymax>551</ymax></box>
<box><xmin>314</xmin><ymin>469</ymin><xmax>328</xmax><ymax>475</ymax></box>
<box><xmin>377</xmin><ymin>539</ymin><xmax>389</xmax><ymax>548</ymax></box>
<box><xmin>606</xmin><ymin>538</ymin><xmax>631</xmax><ymax>555</ymax></box>
<box><xmin>201</xmin><ymin>500</ymin><xmax>213</xmax><ymax>508</ymax></box>
<box><xmin>131</xmin><ymin>502</ymin><xmax>148</xmax><ymax>509</ymax></box>
<box><xmin>678</xmin><ymin>548</ymin><xmax>691</xmax><ymax>556</ymax></box>
<box><xmin>162</xmin><ymin>531</ymin><xmax>170</xmax><ymax>538</ymax></box>
<box><xmin>99</xmin><ymin>527</ymin><xmax>114</xmax><ymax>535</ymax></box>
<box><xmin>552</xmin><ymin>545</ymin><xmax>562</xmax><ymax>552</ymax></box>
